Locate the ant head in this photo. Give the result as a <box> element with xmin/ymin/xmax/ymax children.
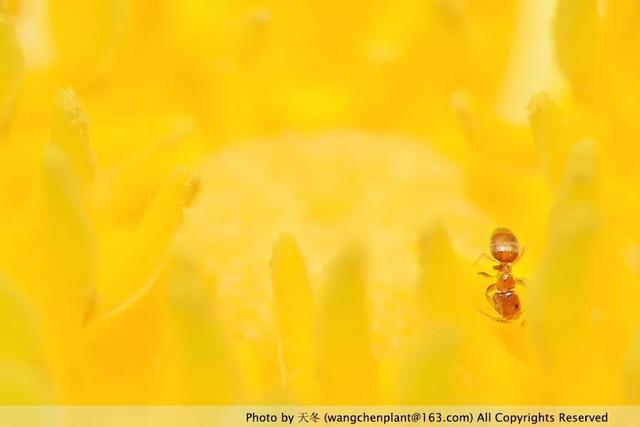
<box><xmin>490</xmin><ymin>228</ymin><xmax>520</xmax><ymax>263</ymax></box>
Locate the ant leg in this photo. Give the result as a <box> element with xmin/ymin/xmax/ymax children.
<box><xmin>484</xmin><ymin>284</ymin><xmax>498</xmax><ymax>307</ymax></box>
<box><xmin>478</xmin><ymin>309</ymin><xmax>512</xmax><ymax>323</ymax></box>
<box><xmin>515</xmin><ymin>278</ymin><xmax>527</xmax><ymax>287</ymax></box>
<box><xmin>477</xmin><ymin>271</ymin><xmax>494</xmax><ymax>279</ymax></box>
<box><xmin>473</xmin><ymin>252</ymin><xmax>496</xmax><ymax>266</ymax></box>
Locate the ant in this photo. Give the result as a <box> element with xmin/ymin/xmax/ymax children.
<box><xmin>475</xmin><ymin>228</ymin><xmax>526</xmax><ymax>323</ymax></box>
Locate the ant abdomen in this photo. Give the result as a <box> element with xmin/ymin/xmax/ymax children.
<box><xmin>492</xmin><ymin>291</ymin><xmax>521</xmax><ymax>321</ymax></box>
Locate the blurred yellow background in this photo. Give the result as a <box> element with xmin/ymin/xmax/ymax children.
<box><xmin>0</xmin><ymin>0</ymin><xmax>639</xmax><ymax>405</ymax></box>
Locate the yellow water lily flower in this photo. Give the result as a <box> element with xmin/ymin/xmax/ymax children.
<box><xmin>0</xmin><ymin>0</ymin><xmax>639</xmax><ymax>408</ymax></box>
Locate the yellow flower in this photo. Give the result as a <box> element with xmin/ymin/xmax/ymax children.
<box><xmin>0</xmin><ymin>0</ymin><xmax>638</xmax><ymax>407</ymax></box>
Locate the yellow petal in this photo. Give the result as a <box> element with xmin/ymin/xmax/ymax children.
<box><xmin>398</xmin><ymin>325</ymin><xmax>466</xmax><ymax>404</ymax></box>
<box><xmin>165</xmin><ymin>254</ymin><xmax>240</xmax><ymax>403</ymax></box>
<box><xmin>0</xmin><ymin>7</ymin><xmax>22</xmax><ymax>130</ymax></box>
<box><xmin>95</xmin><ymin>167</ymin><xmax>200</xmax><ymax>317</ymax></box>
<box><xmin>528</xmin><ymin>92</ymin><xmax>574</xmax><ymax>184</ymax></box>
<box><xmin>529</xmin><ymin>139</ymin><xmax>621</xmax><ymax>402</ymax></box>
<box><xmin>624</xmin><ymin>331</ymin><xmax>640</xmax><ymax>403</ymax></box>
<box><xmin>318</xmin><ymin>245</ymin><xmax>378</xmax><ymax>403</ymax></box>
<box><xmin>49</xmin><ymin>0</ymin><xmax>128</xmax><ymax>83</ymax></box>
<box><xmin>41</xmin><ymin>143</ymin><xmax>95</xmax><ymax>389</ymax></box>
<box><xmin>51</xmin><ymin>88</ymin><xmax>95</xmax><ymax>187</ymax></box>
<box><xmin>554</xmin><ymin>0</ymin><xmax>602</xmax><ymax>99</ymax></box>
<box><xmin>76</xmin><ymin>274</ymin><xmax>164</xmax><ymax>404</ymax></box>
<box><xmin>0</xmin><ymin>275</ymin><xmax>41</xmax><ymax>365</ymax></box>
<box><xmin>0</xmin><ymin>361</ymin><xmax>49</xmax><ymax>404</ymax></box>
<box><xmin>270</xmin><ymin>233</ymin><xmax>316</xmax><ymax>402</ymax></box>
<box><xmin>530</xmin><ymin>138</ymin><xmax>597</xmax><ymax>325</ymax></box>
<box><xmin>405</xmin><ymin>223</ymin><xmax>475</xmax><ymax>404</ymax></box>
<box><xmin>94</xmin><ymin>138</ymin><xmax>193</xmax><ymax>226</ymax></box>
<box><xmin>0</xmin><ymin>275</ymin><xmax>48</xmax><ymax>406</ymax></box>
<box><xmin>417</xmin><ymin>222</ymin><xmax>469</xmax><ymax>320</ymax></box>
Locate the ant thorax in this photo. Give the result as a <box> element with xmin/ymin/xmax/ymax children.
<box><xmin>496</xmin><ymin>270</ymin><xmax>516</xmax><ymax>291</ymax></box>
<box><xmin>493</xmin><ymin>262</ymin><xmax>512</xmax><ymax>271</ymax></box>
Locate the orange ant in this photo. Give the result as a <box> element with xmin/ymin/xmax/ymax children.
<box><xmin>475</xmin><ymin>228</ymin><xmax>526</xmax><ymax>323</ymax></box>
